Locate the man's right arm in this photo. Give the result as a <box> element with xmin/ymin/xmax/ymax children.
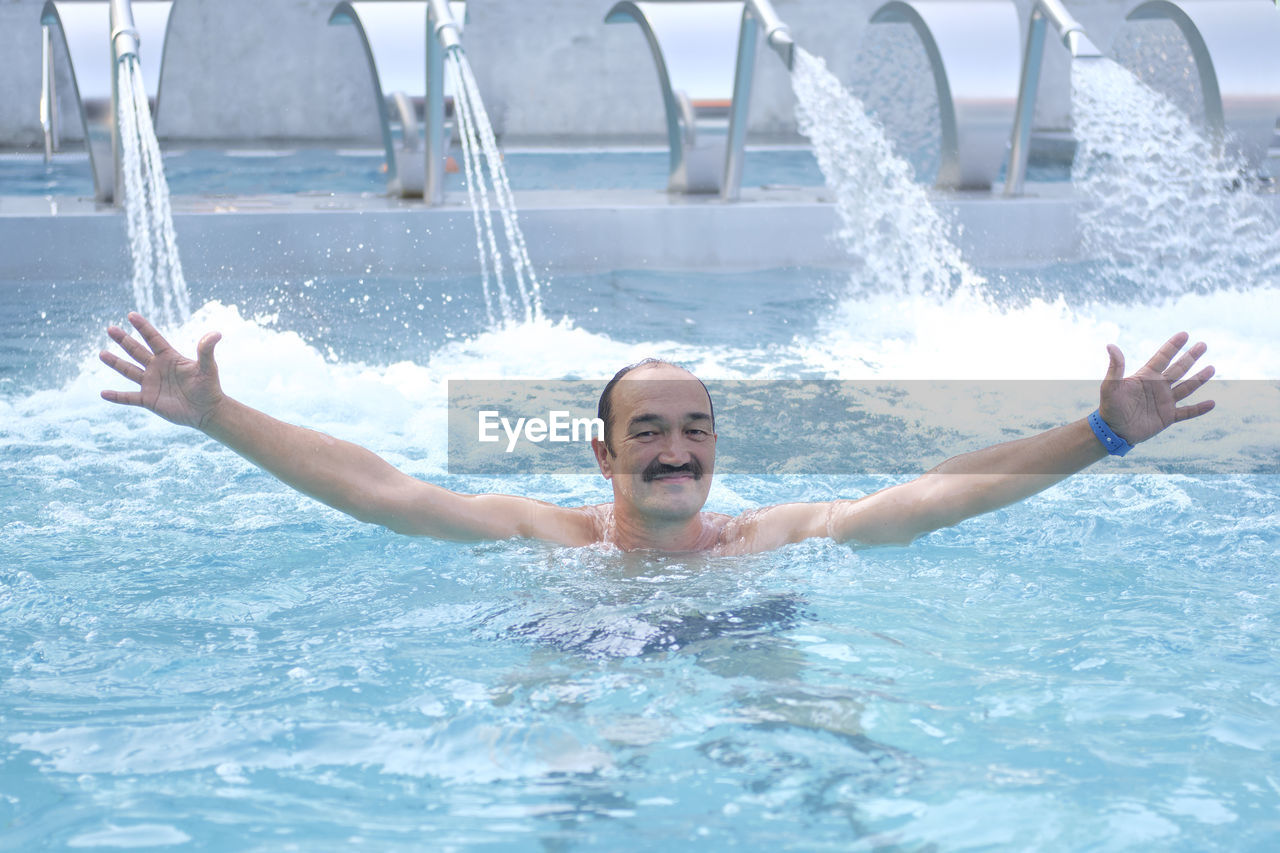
<box><xmin>101</xmin><ymin>313</ymin><xmax>596</xmax><ymax>545</ymax></box>
<box><xmin>199</xmin><ymin>396</ymin><xmax>595</xmax><ymax>542</ymax></box>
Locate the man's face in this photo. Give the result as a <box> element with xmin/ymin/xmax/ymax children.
<box><xmin>593</xmin><ymin>364</ymin><xmax>716</xmax><ymax>523</ymax></box>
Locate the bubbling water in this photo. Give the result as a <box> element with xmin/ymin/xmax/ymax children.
<box><xmin>115</xmin><ymin>53</ymin><xmax>190</xmax><ymax>329</ymax></box>
<box><xmin>1071</xmin><ymin>58</ymin><xmax>1280</xmax><ymax>300</ymax></box>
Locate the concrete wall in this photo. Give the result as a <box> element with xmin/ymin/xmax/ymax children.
<box><xmin>1</xmin><ymin>0</ymin><xmax>1134</xmax><ymax>149</ymax></box>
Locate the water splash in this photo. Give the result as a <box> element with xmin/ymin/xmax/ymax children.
<box><xmin>115</xmin><ymin>53</ymin><xmax>190</xmax><ymax>329</ymax></box>
<box><xmin>789</xmin><ymin>47</ymin><xmax>982</xmax><ymax>298</ymax></box>
<box><xmin>1071</xmin><ymin>59</ymin><xmax>1280</xmax><ymax>300</ymax></box>
<box><xmin>446</xmin><ymin>49</ymin><xmax>543</xmax><ymax>326</ymax></box>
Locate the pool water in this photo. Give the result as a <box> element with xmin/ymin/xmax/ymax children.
<box><xmin>2</xmin><ymin>258</ymin><xmax>1278</xmax><ymax>849</ymax></box>
<box><xmin>0</xmin><ymin>145</ymin><xmax>1073</xmax><ymax>199</ymax></box>
<box><xmin>0</xmin><ymin>147</ymin><xmax>829</xmax><ymax>198</ymax></box>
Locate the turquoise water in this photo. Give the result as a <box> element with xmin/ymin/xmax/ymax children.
<box><xmin>0</xmin><ymin>146</ymin><xmax>1074</xmax><ymax>198</ymax></box>
<box><xmin>2</xmin><ymin>261</ymin><xmax>1278</xmax><ymax>849</ymax></box>
<box><xmin>0</xmin><ymin>148</ymin><xmax>828</xmax><ymax>197</ymax></box>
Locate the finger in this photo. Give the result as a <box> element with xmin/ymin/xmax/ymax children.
<box><xmin>100</xmin><ymin>389</ymin><xmax>144</xmax><ymax>407</ymax></box>
<box><xmin>1142</xmin><ymin>331</ymin><xmax>1190</xmax><ymax>374</ymax></box>
<box><xmin>1163</xmin><ymin>341</ymin><xmax>1207</xmax><ymax>383</ymax></box>
<box><xmin>107</xmin><ymin>325</ymin><xmax>154</xmax><ymax>366</ymax></box>
<box><xmin>128</xmin><ymin>312</ymin><xmax>175</xmax><ymax>357</ymax></box>
<box><xmin>99</xmin><ymin>350</ymin><xmax>144</xmax><ymax>384</ymax></box>
<box><xmin>196</xmin><ymin>331</ymin><xmax>222</xmax><ymax>374</ymax></box>
<box><xmin>1173</xmin><ymin>399</ymin><xmax>1215</xmax><ymax>422</ymax></box>
<box><xmin>1172</xmin><ymin>364</ymin><xmax>1215</xmax><ymax>402</ymax></box>
<box><xmin>1104</xmin><ymin>344</ymin><xmax>1125</xmax><ymax>382</ymax></box>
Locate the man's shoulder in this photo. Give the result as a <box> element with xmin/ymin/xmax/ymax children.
<box><xmin>712</xmin><ymin>502</ymin><xmax>834</xmax><ymax>554</ymax></box>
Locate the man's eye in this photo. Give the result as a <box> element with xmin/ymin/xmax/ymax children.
<box><xmin>687</xmin><ymin>429</ymin><xmax>710</xmax><ymax>439</ymax></box>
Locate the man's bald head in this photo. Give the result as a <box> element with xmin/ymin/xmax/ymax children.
<box><xmin>597</xmin><ymin>359</ymin><xmax>715</xmax><ymax>456</ymax></box>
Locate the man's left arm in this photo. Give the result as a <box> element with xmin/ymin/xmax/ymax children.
<box><xmin>823</xmin><ymin>332</ymin><xmax>1215</xmax><ymax>547</ymax></box>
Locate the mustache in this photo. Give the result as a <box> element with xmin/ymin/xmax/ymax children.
<box><xmin>642</xmin><ymin>458</ymin><xmax>704</xmax><ymax>482</ymax></box>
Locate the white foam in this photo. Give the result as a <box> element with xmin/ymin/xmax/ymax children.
<box><xmin>17</xmin><ymin>282</ymin><xmax>1276</xmax><ymax>467</ymax></box>
<box><xmin>804</xmin><ymin>286</ymin><xmax>1280</xmax><ymax>380</ymax></box>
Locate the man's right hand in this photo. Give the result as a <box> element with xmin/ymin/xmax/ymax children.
<box><xmin>100</xmin><ymin>312</ymin><xmax>226</xmax><ymax>430</ymax></box>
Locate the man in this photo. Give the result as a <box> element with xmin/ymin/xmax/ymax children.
<box><xmin>100</xmin><ymin>313</ymin><xmax>1215</xmax><ymax>554</ymax></box>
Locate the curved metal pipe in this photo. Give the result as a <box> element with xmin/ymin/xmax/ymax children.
<box><xmin>1126</xmin><ymin>0</ymin><xmax>1280</xmax><ymax>170</ymax></box>
<box><xmin>1005</xmin><ymin>0</ymin><xmax>1104</xmax><ymax>196</ymax></box>
<box><xmin>426</xmin><ymin>0</ymin><xmax>466</xmax><ymax>203</ymax></box>
<box><xmin>604</xmin><ymin>1</ymin><xmax>697</xmax><ymax>191</ymax></box>
<box><xmin>110</xmin><ymin>0</ymin><xmax>142</xmax><ymax>208</ymax></box>
<box><xmin>40</xmin><ymin>0</ymin><xmax>174</xmax><ymax>204</ymax></box>
<box><xmin>868</xmin><ymin>1</ymin><xmax>1022</xmax><ymax>191</ymax></box>
<box><xmin>723</xmin><ymin>0</ymin><xmax>797</xmax><ymax>200</ymax></box>
<box><xmin>328</xmin><ymin>3</ymin><xmax>408</xmax><ymax>193</ymax></box>
<box><xmin>40</xmin><ymin>25</ymin><xmax>56</xmax><ymax>162</ymax></box>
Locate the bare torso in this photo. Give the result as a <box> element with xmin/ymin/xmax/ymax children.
<box><xmin>578</xmin><ymin>503</ymin><xmax>820</xmax><ymax>556</ymax></box>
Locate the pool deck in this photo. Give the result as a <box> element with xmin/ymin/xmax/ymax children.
<box><xmin>4</xmin><ymin>183</ymin><xmax>1275</xmax><ymax>282</ymax></box>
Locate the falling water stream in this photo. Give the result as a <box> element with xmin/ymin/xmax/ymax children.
<box><xmin>446</xmin><ymin>48</ymin><xmax>543</xmax><ymax>327</ymax></box>
<box><xmin>789</xmin><ymin>47</ymin><xmax>982</xmax><ymax>299</ymax></box>
<box><xmin>115</xmin><ymin>53</ymin><xmax>190</xmax><ymax>329</ymax></box>
<box><xmin>1070</xmin><ymin>58</ymin><xmax>1280</xmax><ymax>300</ymax></box>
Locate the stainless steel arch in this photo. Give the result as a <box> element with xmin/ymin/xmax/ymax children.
<box><xmin>605</xmin><ymin>0</ymin><xmax>794</xmax><ymax>197</ymax></box>
<box><xmin>1004</xmin><ymin>0</ymin><xmax>1104</xmax><ymax>197</ymax></box>
<box><xmin>868</xmin><ymin>1</ymin><xmax>1021</xmax><ymax>190</ymax></box>
<box><xmin>39</xmin><ymin>0</ymin><xmax>175</xmax><ymax>204</ymax></box>
<box><xmin>605</xmin><ymin>1</ymin><xmax>743</xmax><ymax>194</ymax></box>
<box><xmin>1125</xmin><ymin>0</ymin><xmax>1280</xmax><ymax>169</ymax></box>
<box><xmin>329</xmin><ymin>1</ymin><xmax>466</xmax><ymax>201</ymax></box>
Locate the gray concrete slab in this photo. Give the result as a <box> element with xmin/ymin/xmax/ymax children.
<box><xmin>0</xmin><ymin>185</ymin><xmax>1093</xmax><ymax>284</ymax></box>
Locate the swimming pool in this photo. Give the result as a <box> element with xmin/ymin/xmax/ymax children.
<box><xmin>0</xmin><ymin>147</ymin><xmax>830</xmax><ymax>198</ymax></box>
<box><xmin>0</xmin><ymin>144</ymin><xmax>1074</xmax><ymax>200</ymax></box>
<box><xmin>2</xmin><ymin>245</ymin><xmax>1278</xmax><ymax>849</ymax></box>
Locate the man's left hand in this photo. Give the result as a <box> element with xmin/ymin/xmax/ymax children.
<box><xmin>1099</xmin><ymin>331</ymin><xmax>1215</xmax><ymax>446</ymax></box>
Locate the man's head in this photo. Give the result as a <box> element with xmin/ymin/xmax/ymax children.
<box><xmin>592</xmin><ymin>359</ymin><xmax>717</xmax><ymax>523</ymax></box>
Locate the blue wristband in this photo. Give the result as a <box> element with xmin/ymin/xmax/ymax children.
<box><xmin>1089</xmin><ymin>410</ymin><xmax>1132</xmax><ymax>457</ymax></box>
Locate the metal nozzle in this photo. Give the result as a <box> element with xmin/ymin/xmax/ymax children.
<box><xmin>109</xmin><ymin>0</ymin><xmax>140</xmax><ymax>59</ymax></box>
<box><xmin>746</xmin><ymin>0</ymin><xmax>796</xmax><ymax>70</ymax></box>
<box><xmin>766</xmin><ymin>28</ymin><xmax>795</xmax><ymax>70</ymax></box>
<box><xmin>427</xmin><ymin>0</ymin><xmax>463</xmax><ymax>51</ymax></box>
<box><xmin>1034</xmin><ymin>0</ymin><xmax>1101</xmax><ymax>59</ymax></box>
<box><xmin>1063</xmin><ymin>29</ymin><xmax>1103</xmax><ymax>59</ymax></box>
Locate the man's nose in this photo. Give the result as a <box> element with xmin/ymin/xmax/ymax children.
<box><xmin>655</xmin><ymin>434</ymin><xmax>694</xmax><ymax>465</ymax></box>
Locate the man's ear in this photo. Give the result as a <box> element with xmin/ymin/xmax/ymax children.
<box><xmin>591</xmin><ymin>438</ymin><xmax>613</xmax><ymax>480</ymax></box>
